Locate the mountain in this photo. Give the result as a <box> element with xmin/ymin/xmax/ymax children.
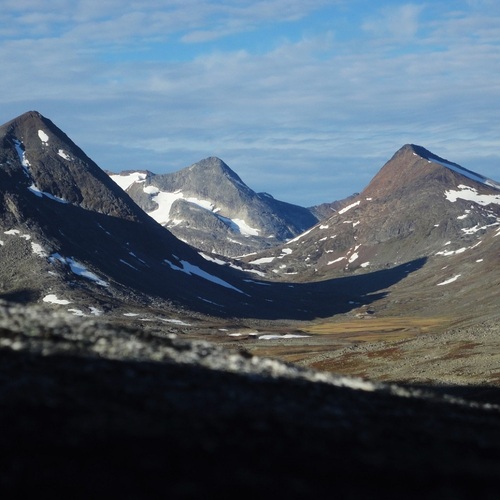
<box><xmin>110</xmin><ymin>157</ymin><xmax>319</xmax><ymax>257</ymax></box>
<box><xmin>246</xmin><ymin>144</ymin><xmax>500</xmax><ymax>275</ymax></box>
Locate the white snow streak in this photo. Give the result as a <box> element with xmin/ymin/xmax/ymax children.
<box><xmin>327</xmin><ymin>256</ymin><xmax>346</xmax><ymax>265</ymax></box>
<box><xmin>437</xmin><ymin>274</ymin><xmax>461</xmax><ymax>286</ymax></box>
<box><xmin>339</xmin><ymin>200</ymin><xmax>361</xmax><ymax>214</ymax></box>
<box><xmin>49</xmin><ymin>253</ymin><xmax>108</xmax><ymax>287</ymax></box>
<box><xmin>164</xmin><ymin>259</ymin><xmax>245</xmax><ymax>294</ymax></box>
<box><xmin>258</xmin><ymin>334</ymin><xmax>310</xmax><ymax>340</ymax></box>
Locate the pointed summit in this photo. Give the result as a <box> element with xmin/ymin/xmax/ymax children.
<box><xmin>0</xmin><ymin>111</ymin><xmax>144</xmax><ymax>220</ymax></box>
<box><xmin>362</xmin><ymin>144</ymin><xmax>499</xmax><ymax>201</ymax></box>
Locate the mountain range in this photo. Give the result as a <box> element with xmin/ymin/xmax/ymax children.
<box><xmin>0</xmin><ymin>111</ymin><xmax>398</xmax><ymax>321</ymax></box>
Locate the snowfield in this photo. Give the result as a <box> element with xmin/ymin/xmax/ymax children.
<box><xmin>445</xmin><ymin>185</ymin><xmax>500</xmax><ymax>206</ymax></box>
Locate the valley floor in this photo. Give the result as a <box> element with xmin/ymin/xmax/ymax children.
<box><xmin>203</xmin><ymin>314</ymin><xmax>500</xmax><ymax>403</ymax></box>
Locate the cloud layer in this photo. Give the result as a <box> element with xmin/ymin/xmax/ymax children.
<box><xmin>1</xmin><ymin>1</ymin><xmax>499</xmax><ymax>205</ymax></box>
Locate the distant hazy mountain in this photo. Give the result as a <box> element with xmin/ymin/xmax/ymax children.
<box><xmin>110</xmin><ymin>157</ymin><xmax>319</xmax><ymax>257</ymax></box>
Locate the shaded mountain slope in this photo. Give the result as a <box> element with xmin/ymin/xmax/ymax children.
<box><xmin>111</xmin><ymin>156</ymin><xmax>319</xmax><ymax>256</ymax></box>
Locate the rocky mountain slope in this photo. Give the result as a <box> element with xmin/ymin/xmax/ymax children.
<box><xmin>110</xmin><ymin>157</ymin><xmax>319</xmax><ymax>256</ymax></box>
<box><xmin>246</xmin><ymin>144</ymin><xmax>500</xmax><ymax>283</ymax></box>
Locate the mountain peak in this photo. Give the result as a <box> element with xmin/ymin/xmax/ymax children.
<box><xmin>188</xmin><ymin>156</ymin><xmax>247</xmax><ymax>186</ymax></box>
<box><xmin>0</xmin><ymin>111</ymin><xmax>146</xmax><ymax>220</ymax></box>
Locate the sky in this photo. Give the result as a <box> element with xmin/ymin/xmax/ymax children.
<box><xmin>1</xmin><ymin>0</ymin><xmax>500</xmax><ymax>206</ymax></box>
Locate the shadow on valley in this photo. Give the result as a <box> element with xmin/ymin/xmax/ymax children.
<box><xmin>0</xmin><ymin>345</ymin><xmax>499</xmax><ymax>499</ymax></box>
<box><xmin>238</xmin><ymin>257</ymin><xmax>428</xmax><ymax>320</ymax></box>
<box><xmin>7</xmin><ymin>192</ymin><xmax>427</xmax><ymax>321</ymax></box>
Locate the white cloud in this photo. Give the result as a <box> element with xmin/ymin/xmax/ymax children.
<box><xmin>362</xmin><ymin>4</ymin><xmax>424</xmax><ymax>40</ymax></box>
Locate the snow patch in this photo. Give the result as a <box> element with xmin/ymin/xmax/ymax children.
<box><xmin>199</xmin><ymin>252</ymin><xmax>227</xmax><ymax>265</ymax></box>
<box><xmin>327</xmin><ymin>256</ymin><xmax>346</xmax><ymax>265</ymax></box>
<box><xmin>68</xmin><ymin>308</ymin><xmax>86</xmax><ymax>317</ymax></box>
<box><xmin>43</xmin><ymin>294</ymin><xmax>71</xmax><ymax>305</ymax></box>
<box><xmin>159</xmin><ymin>318</ymin><xmax>192</xmax><ymax>326</ymax></box>
<box><xmin>13</xmin><ymin>139</ymin><xmax>31</xmax><ymax>169</ymax></box>
<box><xmin>28</xmin><ymin>184</ymin><xmax>68</xmax><ymax>203</ymax></box>
<box><xmin>258</xmin><ymin>334</ymin><xmax>310</xmax><ymax>340</ymax></box>
<box><xmin>436</xmin><ymin>247</ymin><xmax>467</xmax><ymax>256</ymax></box>
<box><xmin>143</xmin><ymin>185</ymin><xmax>160</xmax><ymax>195</ymax></box>
<box><xmin>38</xmin><ymin>130</ymin><xmax>49</xmax><ymax>144</ymax></box>
<box><xmin>286</xmin><ymin>227</ymin><xmax>314</xmax><ymax>244</ymax></box>
<box><xmin>445</xmin><ymin>185</ymin><xmax>500</xmax><ymax>206</ymax></box>
<box><xmin>57</xmin><ymin>149</ymin><xmax>71</xmax><ymax>161</ymax></box>
<box><xmin>250</xmin><ymin>256</ymin><xmax>275</xmax><ymax>265</ymax></box>
<box><xmin>49</xmin><ymin>253</ymin><xmax>108</xmax><ymax>287</ymax></box>
<box><xmin>31</xmin><ymin>242</ymin><xmax>48</xmax><ymax>257</ymax></box>
<box><xmin>119</xmin><ymin>259</ymin><xmax>139</xmax><ymax>271</ymax></box>
<box><xmin>110</xmin><ymin>172</ymin><xmax>147</xmax><ymax>191</ymax></box>
<box><xmin>437</xmin><ymin>274</ymin><xmax>461</xmax><ymax>286</ymax></box>
<box><xmin>462</xmin><ymin>222</ymin><xmax>499</xmax><ymax>235</ymax></box>
<box><xmin>429</xmin><ymin>157</ymin><xmax>500</xmax><ymax>189</ymax></box>
<box><xmin>231</xmin><ymin>218</ymin><xmax>260</xmax><ymax>236</ymax></box>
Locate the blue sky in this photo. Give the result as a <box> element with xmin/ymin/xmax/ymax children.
<box><xmin>1</xmin><ymin>0</ymin><xmax>499</xmax><ymax>205</ymax></box>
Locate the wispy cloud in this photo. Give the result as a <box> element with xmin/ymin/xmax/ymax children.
<box><xmin>1</xmin><ymin>1</ymin><xmax>499</xmax><ymax>205</ymax></box>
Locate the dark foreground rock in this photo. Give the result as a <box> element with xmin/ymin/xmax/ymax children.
<box><xmin>0</xmin><ymin>303</ymin><xmax>500</xmax><ymax>498</ymax></box>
